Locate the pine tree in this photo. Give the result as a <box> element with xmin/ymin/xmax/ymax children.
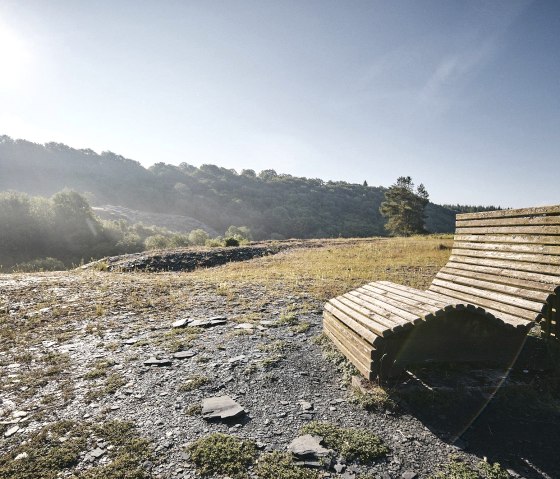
<box><xmin>379</xmin><ymin>176</ymin><xmax>429</xmax><ymax>236</ymax></box>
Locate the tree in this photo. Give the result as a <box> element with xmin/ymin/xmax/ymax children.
<box><xmin>379</xmin><ymin>177</ymin><xmax>429</xmax><ymax>236</ymax></box>
<box><xmin>188</xmin><ymin>229</ymin><xmax>210</xmax><ymax>246</ymax></box>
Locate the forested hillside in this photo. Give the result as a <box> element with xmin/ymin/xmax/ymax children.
<box><xmin>0</xmin><ymin>135</ymin><xmax>459</xmax><ymax>238</ymax></box>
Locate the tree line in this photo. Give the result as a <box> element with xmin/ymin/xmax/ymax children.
<box><xmin>0</xmin><ymin>190</ymin><xmax>252</xmax><ymax>271</ymax></box>
<box><xmin>0</xmin><ymin>135</ymin><xmax>459</xmax><ymax>239</ymax></box>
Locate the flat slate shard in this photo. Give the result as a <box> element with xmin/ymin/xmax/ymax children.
<box><xmin>288</xmin><ymin>434</ymin><xmax>331</xmax><ymax>463</ymax></box>
<box><xmin>201</xmin><ymin>395</ymin><xmax>245</xmax><ymax>420</ymax></box>
<box><xmin>189</xmin><ymin>318</ymin><xmax>227</xmax><ymax>328</ymax></box>
<box><xmin>144</xmin><ymin>357</ymin><xmax>172</xmax><ymax>367</ymax></box>
<box><xmin>172</xmin><ymin>318</ymin><xmax>190</xmax><ymax>328</ymax></box>
<box><xmin>173</xmin><ymin>350</ymin><xmax>197</xmax><ymax>359</ymax></box>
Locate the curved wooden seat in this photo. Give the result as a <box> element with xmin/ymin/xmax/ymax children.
<box><xmin>323</xmin><ymin>205</ymin><xmax>560</xmax><ymax>379</ymax></box>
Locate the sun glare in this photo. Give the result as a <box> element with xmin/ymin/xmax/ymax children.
<box><xmin>0</xmin><ymin>23</ymin><xmax>31</xmax><ymax>89</ymax></box>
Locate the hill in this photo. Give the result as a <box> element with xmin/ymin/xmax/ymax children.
<box><xmin>0</xmin><ymin>135</ymin><xmax>457</xmax><ymax>238</ymax></box>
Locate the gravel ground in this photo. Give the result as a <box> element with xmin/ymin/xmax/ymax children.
<box><xmin>1</xmin><ymin>247</ymin><xmax>559</xmax><ymax>479</ymax></box>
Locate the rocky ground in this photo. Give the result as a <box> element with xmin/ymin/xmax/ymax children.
<box><xmin>1</xmin><ymin>240</ymin><xmax>559</xmax><ymax>479</ymax></box>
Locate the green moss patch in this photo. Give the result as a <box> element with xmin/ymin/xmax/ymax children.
<box><xmin>0</xmin><ymin>420</ymin><xmax>154</xmax><ymax>479</ymax></box>
<box><xmin>187</xmin><ymin>433</ymin><xmax>257</xmax><ymax>478</ymax></box>
<box><xmin>256</xmin><ymin>451</ymin><xmax>318</xmax><ymax>479</ymax></box>
<box><xmin>300</xmin><ymin>421</ymin><xmax>388</xmax><ymax>463</ymax></box>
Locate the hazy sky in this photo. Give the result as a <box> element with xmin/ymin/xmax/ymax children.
<box><xmin>0</xmin><ymin>0</ymin><xmax>558</xmax><ymax>207</ymax></box>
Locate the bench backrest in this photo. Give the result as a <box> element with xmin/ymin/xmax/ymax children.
<box><xmin>428</xmin><ymin>205</ymin><xmax>560</xmax><ymax>336</ymax></box>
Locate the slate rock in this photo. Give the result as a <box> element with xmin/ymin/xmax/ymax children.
<box><xmin>90</xmin><ymin>447</ymin><xmax>106</xmax><ymax>459</ymax></box>
<box><xmin>172</xmin><ymin>318</ymin><xmax>190</xmax><ymax>328</ymax></box>
<box><xmin>287</xmin><ymin>434</ymin><xmax>331</xmax><ymax>459</ymax></box>
<box><xmin>402</xmin><ymin>472</ymin><xmax>418</xmax><ymax>479</ymax></box>
<box><xmin>4</xmin><ymin>425</ymin><xmax>19</xmax><ymax>438</ymax></box>
<box><xmin>144</xmin><ymin>357</ymin><xmax>172</xmax><ymax>367</ymax></box>
<box><xmin>173</xmin><ymin>350</ymin><xmax>197</xmax><ymax>359</ymax></box>
<box><xmin>202</xmin><ymin>396</ymin><xmax>245</xmax><ymax>420</ymax></box>
<box><xmin>189</xmin><ymin>318</ymin><xmax>227</xmax><ymax>328</ymax></box>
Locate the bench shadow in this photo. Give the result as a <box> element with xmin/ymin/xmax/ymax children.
<box><xmin>385</xmin><ymin>336</ymin><xmax>560</xmax><ymax>478</ymax></box>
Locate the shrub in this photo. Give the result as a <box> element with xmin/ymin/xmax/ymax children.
<box><xmin>13</xmin><ymin>257</ymin><xmax>66</xmax><ymax>272</ymax></box>
<box><xmin>188</xmin><ymin>229</ymin><xmax>210</xmax><ymax>246</ymax></box>
<box><xmin>224</xmin><ymin>237</ymin><xmax>240</xmax><ymax>247</ymax></box>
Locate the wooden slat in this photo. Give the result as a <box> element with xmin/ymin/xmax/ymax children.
<box><xmin>456</xmin><ymin>205</ymin><xmax>560</xmax><ymax>220</ymax></box>
<box><xmin>431</xmin><ymin>278</ymin><xmax>545</xmax><ymax>313</ymax></box>
<box><xmin>440</xmin><ymin>266</ymin><xmax>557</xmax><ymax>294</ymax></box>
<box><xmin>451</xmin><ymin>248</ymin><xmax>560</xmax><ymax>266</ymax></box>
<box><xmin>376</xmin><ymin>282</ymin><xmax>466</xmax><ymax>308</ymax></box>
<box><xmin>324</xmin><ymin>321</ymin><xmax>372</xmax><ymax>379</ymax></box>
<box><xmin>337</xmin><ymin>296</ymin><xmax>402</xmax><ymax>332</ymax></box>
<box><xmin>448</xmin><ymin>255</ymin><xmax>560</xmax><ymax>276</ymax></box>
<box><xmin>475</xmin><ymin>308</ymin><xmax>532</xmax><ymax>330</ymax></box>
<box><xmin>324</xmin><ymin>302</ymin><xmax>380</xmax><ymax>343</ymax></box>
<box><xmin>358</xmin><ymin>285</ymin><xmax>431</xmax><ymax>322</ymax></box>
<box><xmin>454</xmin><ymin>234</ymin><xmax>560</xmax><ymax>246</ymax></box>
<box><xmin>359</xmin><ymin>284</ymin><xmax>442</xmax><ymax>316</ymax></box>
<box><xmin>372</xmin><ymin>281</ymin><xmax>450</xmax><ymax>309</ymax></box>
<box><xmin>351</xmin><ymin>288</ymin><xmax>420</xmax><ymax>324</ymax></box>
<box><xmin>435</xmin><ymin>271</ymin><xmax>550</xmax><ymax>303</ymax></box>
<box><xmin>323</xmin><ymin>312</ymin><xmax>374</xmax><ymax>362</ymax></box>
<box><xmin>445</xmin><ymin>260</ymin><xmax>560</xmax><ymax>285</ymax></box>
<box><xmin>455</xmin><ymin>225</ymin><xmax>560</xmax><ymax>235</ymax></box>
<box><xmin>453</xmin><ymin>241</ymin><xmax>560</xmax><ymax>256</ymax></box>
<box><xmin>456</xmin><ymin>215</ymin><xmax>560</xmax><ymax>228</ymax></box>
<box><xmin>429</xmin><ymin>283</ymin><xmax>539</xmax><ymax>321</ymax></box>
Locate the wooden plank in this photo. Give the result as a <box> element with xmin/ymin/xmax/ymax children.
<box><xmin>350</xmin><ymin>288</ymin><xmax>420</xmax><ymax>324</ymax></box>
<box><xmin>440</xmin><ymin>266</ymin><xmax>557</xmax><ymax>294</ymax></box>
<box><xmin>337</xmin><ymin>295</ymin><xmax>403</xmax><ymax>331</ymax></box>
<box><xmin>435</xmin><ymin>271</ymin><xmax>550</xmax><ymax>302</ymax></box>
<box><xmin>448</xmin><ymin>255</ymin><xmax>560</xmax><ymax>276</ymax></box>
<box><xmin>372</xmin><ymin>281</ymin><xmax>451</xmax><ymax>308</ymax></box>
<box><xmin>428</xmin><ymin>283</ymin><xmax>539</xmax><ymax>321</ymax></box>
<box><xmin>374</xmin><ymin>281</ymin><xmax>467</xmax><ymax>309</ymax></box>
<box><xmin>323</xmin><ymin>312</ymin><xmax>375</xmax><ymax>362</ymax></box>
<box><xmin>456</xmin><ymin>215</ymin><xmax>560</xmax><ymax>228</ymax></box>
<box><xmin>324</xmin><ymin>302</ymin><xmax>380</xmax><ymax>343</ymax></box>
<box><xmin>455</xmin><ymin>225</ymin><xmax>560</xmax><ymax>235</ymax></box>
<box><xmin>323</xmin><ymin>323</ymin><xmax>372</xmax><ymax>379</ymax></box>
<box><xmin>325</xmin><ymin>298</ymin><xmax>392</xmax><ymax>344</ymax></box>
<box><xmin>454</xmin><ymin>234</ymin><xmax>560</xmax><ymax>245</ymax></box>
<box><xmin>476</xmin><ymin>307</ymin><xmax>533</xmax><ymax>329</ymax></box>
<box><xmin>445</xmin><ymin>260</ymin><xmax>560</xmax><ymax>285</ymax></box>
<box><xmin>456</xmin><ymin>205</ymin><xmax>560</xmax><ymax>221</ymax></box>
<box><xmin>451</xmin><ymin>248</ymin><xmax>560</xmax><ymax>266</ymax></box>
<box><xmin>453</xmin><ymin>241</ymin><xmax>560</xmax><ymax>256</ymax></box>
<box><xmin>358</xmin><ymin>285</ymin><xmax>431</xmax><ymax>322</ymax></box>
<box><xmin>431</xmin><ymin>278</ymin><xmax>545</xmax><ymax>313</ymax></box>
<box><xmin>357</xmin><ymin>284</ymin><xmax>442</xmax><ymax>316</ymax></box>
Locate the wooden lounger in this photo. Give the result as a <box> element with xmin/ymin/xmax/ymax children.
<box><xmin>323</xmin><ymin>205</ymin><xmax>560</xmax><ymax>379</ymax></box>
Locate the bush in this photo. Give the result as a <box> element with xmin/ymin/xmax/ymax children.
<box><xmin>13</xmin><ymin>257</ymin><xmax>66</xmax><ymax>272</ymax></box>
<box><xmin>188</xmin><ymin>229</ymin><xmax>210</xmax><ymax>246</ymax></box>
<box><xmin>144</xmin><ymin>234</ymin><xmax>170</xmax><ymax>250</ymax></box>
<box><xmin>224</xmin><ymin>237</ymin><xmax>240</xmax><ymax>247</ymax></box>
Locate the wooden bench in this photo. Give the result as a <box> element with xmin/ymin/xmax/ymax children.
<box><xmin>323</xmin><ymin>205</ymin><xmax>560</xmax><ymax>379</ymax></box>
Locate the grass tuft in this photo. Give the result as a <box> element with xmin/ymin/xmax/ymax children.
<box><xmin>256</xmin><ymin>451</ymin><xmax>318</xmax><ymax>479</ymax></box>
<box><xmin>300</xmin><ymin>421</ymin><xmax>388</xmax><ymax>463</ymax></box>
<box><xmin>187</xmin><ymin>433</ymin><xmax>257</xmax><ymax>478</ymax></box>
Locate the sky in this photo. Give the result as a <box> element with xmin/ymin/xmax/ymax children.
<box><xmin>0</xmin><ymin>0</ymin><xmax>558</xmax><ymax>207</ymax></box>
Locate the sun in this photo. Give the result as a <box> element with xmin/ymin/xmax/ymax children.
<box><xmin>0</xmin><ymin>22</ymin><xmax>31</xmax><ymax>90</ymax></box>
